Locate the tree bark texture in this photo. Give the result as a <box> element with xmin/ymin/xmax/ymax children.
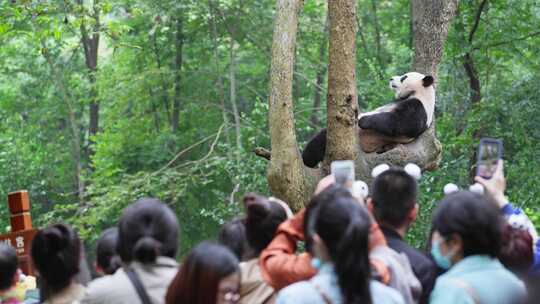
<box><xmin>267</xmin><ymin>0</ymin><xmax>316</xmax><ymax>211</ymax></box>
<box><xmin>324</xmin><ymin>0</ymin><xmax>359</xmax><ymax>172</ymax></box>
<box><xmin>411</xmin><ymin>0</ymin><xmax>459</xmax><ymax>76</ymax></box>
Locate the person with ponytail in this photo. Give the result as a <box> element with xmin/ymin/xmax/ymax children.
<box><xmin>276</xmin><ymin>188</ymin><xmax>404</xmax><ymax>304</ymax></box>
<box><xmin>238</xmin><ymin>193</ymin><xmax>289</xmax><ymax>304</ymax></box>
<box><xmin>83</xmin><ymin>198</ymin><xmax>180</xmax><ymax>304</ymax></box>
<box><xmin>31</xmin><ymin>223</ymin><xmax>86</xmax><ymax>304</ymax></box>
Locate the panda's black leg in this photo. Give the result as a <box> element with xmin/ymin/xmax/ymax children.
<box><xmin>358</xmin><ymin>112</ymin><xmax>398</xmax><ymax>137</ymax></box>
<box><xmin>302</xmin><ymin>129</ymin><xmax>327</xmax><ymax>168</ymax></box>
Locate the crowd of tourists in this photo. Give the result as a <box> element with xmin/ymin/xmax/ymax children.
<box><xmin>0</xmin><ymin>160</ymin><xmax>538</xmax><ymax>304</ymax></box>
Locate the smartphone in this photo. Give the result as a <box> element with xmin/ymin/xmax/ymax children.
<box><xmin>476</xmin><ymin>138</ymin><xmax>503</xmax><ymax>179</ymax></box>
<box><xmin>331</xmin><ymin>160</ymin><xmax>355</xmax><ymax>187</ymax></box>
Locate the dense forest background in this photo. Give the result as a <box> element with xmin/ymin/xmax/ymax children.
<box><xmin>1</xmin><ymin>0</ymin><xmax>540</xmax><ymax>254</ymax></box>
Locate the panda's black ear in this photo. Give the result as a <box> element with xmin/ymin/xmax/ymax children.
<box><xmin>422</xmin><ymin>75</ymin><xmax>434</xmax><ymax>87</ymax></box>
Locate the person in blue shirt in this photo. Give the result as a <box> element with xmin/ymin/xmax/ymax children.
<box><xmin>277</xmin><ymin>187</ymin><xmax>404</xmax><ymax>304</ymax></box>
<box><xmin>429</xmin><ymin>191</ymin><xmax>527</xmax><ymax>304</ymax></box>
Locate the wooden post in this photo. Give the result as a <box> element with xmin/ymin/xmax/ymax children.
<box><xmin>0</xmin><ymin>191</ymin><xmax>37</xmax><ymax>275</ymax></box>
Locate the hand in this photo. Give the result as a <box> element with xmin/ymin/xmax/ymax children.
<box><xmin>314</xmin><ymin>175</ymin><xmax>335</xmax><ymax>195</ymax></box>
<box><xmin>269</xmin><ymin>197</ymin><xmax>294</xmax><ymax>219</ymax></box>
<box><xmin>474</xmin><ymin>160</ymin><xmax>507</xmax><ymax>208</ymax></box>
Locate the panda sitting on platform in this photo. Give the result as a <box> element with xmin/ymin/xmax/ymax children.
<box><xmin>302</xmin><ymin>72</ymin><xmax>435</xmax><ymax>168</ymax></box>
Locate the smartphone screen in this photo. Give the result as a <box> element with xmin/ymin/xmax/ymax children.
<box><xmin>331</xmin><ymin>160</ymin><xmax>355</xmax><ymax>187</ymax></box>
<box><xmin>476</xmin><ymin>138</ymin><xmax>503</xmax><ymax>179</ymax></box>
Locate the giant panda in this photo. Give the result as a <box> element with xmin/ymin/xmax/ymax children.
<box><xmin>302</xmin><ymin>71</ymin><xmax>435</xmax><ymax>168</ymax></box>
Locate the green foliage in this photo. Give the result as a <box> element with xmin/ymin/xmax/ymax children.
<box><xmin>0</xmin><ymin>0</ymin><xmax>539</xmax><ymax>255</ymax></box>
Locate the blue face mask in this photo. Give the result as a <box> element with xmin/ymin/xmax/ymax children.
<box><xmin>311</xmin><ymin>257</ymin><xmax>323</xmax><ymax>270</ymax></box>
<box><xmin>431</xmin><ymin>239</ymin><xmax>453</xmax><ymax>270</ymax></box>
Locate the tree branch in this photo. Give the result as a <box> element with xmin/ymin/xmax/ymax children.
<box><xmin>468</xmin><ymin>0</ymin><xmax>488</xmax><ymax>43</ymax></box>
<box><xmin>473</xmin><ymin>30</ymin><xmax>540</xmax><ymax>50</ymax></box>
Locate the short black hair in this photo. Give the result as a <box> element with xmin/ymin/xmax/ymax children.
<box><xmin>96</xmin><ymin>227</ymin><xmax>121</xmax><ymax>275</ymax></box>
<box><xmin>371</xmin><ymin>168</ymin><xmax>417</xmax><ymax>227</ymax></box>
<box><xmin>117</xmin><ymin>198</ymin><xmax>180</xmax><ymax>263</ymax></box>
<box><xmin>218</xmin><ymin>218</ymin><xmax>247</xmax><ymax>260</ymax></box>
<box><xmin>432</xmin><ymin>191</ymin><xmax>502</xmax><ymax>257</ymax></box>
<box><xmin>0</xmin><ymin>244</ymin><xmax>18</xmax><ymax>291</ymax></box>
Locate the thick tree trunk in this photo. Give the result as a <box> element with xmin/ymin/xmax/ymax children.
<box><xmin>411</xmin><ymin>0</ymin><xmax>459</xmax><ymax>76</ymax></box>
<box><xmin>267</xmin><ymin>0</ymin><xmax>315</xmax><ymax>211</ymax></box>
<box><xmin>172</xmin><ymin>17</ymin><xmax>184</xmax><ymax>133</ymax></box>
<box><xmin>324</xmin><ymin>0</ymin><xmax>359</xmax><ymax>172</ymax></box>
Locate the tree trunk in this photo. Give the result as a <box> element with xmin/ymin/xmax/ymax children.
<box><xmin>230</xmin><ymin>39</ymin><xmax>243</xmax><ymax>159</ymax></box>
<box><xmin>324</xmin><ymin>0</ymin><xmax>359</xmax><ymax>172</ymax></box>
<box><xmin>463</xmin><ymin>0</ymin><xmax>488</xmax><ymax>105</ymax></box>
<box><xmin>411</xmin><ymin>0</ymin><xmax>459</xmax><ymax>76</ymax></box>
<box><xmin>172</xmin><ymin>17</ymin><xmax>184</xmax><ymax>133</ymax></box>
<box><xmin>267</xmin><ymin>0</ymin><xmax>315</xmax><ymax>211</ymax></box>
<box><xmin>151</xmin><ymin>30</ymin><xmax>171</xmax><ymax>125</ymax></box>
<box><xmin>310</xmin><ymin>18</ymin><xmax>328</xmax><ymax>128</ymax></box>
<box><xmin>80</xmin><ymin>0</ymin><xmax>101</xmax><ymax>157</ymax></box>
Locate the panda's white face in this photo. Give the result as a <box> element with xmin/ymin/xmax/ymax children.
<box><xmin>389</xmin><ymin>72</ymin><xmax>432</xmax><ymax>99</ymax></box>
<box><xmin>389</xmin><ymin>72</ymin><xmax>436</xmax><ymax>126</ymax></box>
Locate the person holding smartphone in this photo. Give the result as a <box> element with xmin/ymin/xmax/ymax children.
<box><xmin>475</xmin><ymin>160</ymin><xmax>540</xmax><ymax>274</ymax></box>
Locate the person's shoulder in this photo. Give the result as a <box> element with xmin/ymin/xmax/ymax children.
<box><xmin>370</xmin><ymin>280</ymin><xmax>405</xmax><ymax>304</ymax></box>
<box><xmin>429</xmin><ymin>276</ymin><xmax>476</xmax><ymax>304</ymax></box>
<box><xmin>82</xmin><ymin>270</ymin><xmax>132</xmax><ymax>303</ymax></box>
<box><xmin>276</xmin><ymin>281</ymin><xmax>317</xmax><ymax>304</ymax></box>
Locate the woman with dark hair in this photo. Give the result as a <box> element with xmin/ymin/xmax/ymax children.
<box><xmin>276</xmin><ymin>190</ymin><xmax>404</xmax><ymax>304</ymax></box>
<box><xmin>218</xmin><ymin>218</ymin><xmax>247</xmax><ymax>260</ymax></box>
<box><xmin>94</xmin><ymin>228</ymin><xmax>121</xmax><ymax>276</ymax></box>
<box><xmin>165</xmin><ymin>242</ymin><xmax>240</xmax><ymax>304</ymax></box>
<box><xmin>83</xmin><ymin>198</ymin><xmax>180</xmax><ymax>304</ymax></box>
<box><xmin>259</xmin><ymin>177</ymin><xmax>388</xmax><ymax>292</ymax></box>
<box><xmin>238</xmin><ymin>193</ymin><xmax>289</xmax><ymax>304</ymax></box>
<box><xmin>31</xmin><ymin>223</ymin><xmax>86</xmax><ymax>304</ymax></box>
<box><xmin>429</xmin><ymin>191</ymin><xmax>526</xmax><ymax>303</ymax></box>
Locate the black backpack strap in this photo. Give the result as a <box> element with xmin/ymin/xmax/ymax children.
<box><xmin>125</xmin><ymin>267</ymin><xmax>153</xmax><ymax>304</ymax></box>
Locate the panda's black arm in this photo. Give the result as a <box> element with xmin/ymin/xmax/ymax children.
<box><xmin>302</xmin><ymin>129</ymin><xmax>327</xmax><ymax>168</ymax></box>
<box><xmin>358</xmin><ymin>112</ymin><xmax>399</xmax><ymax>137</ymax></box>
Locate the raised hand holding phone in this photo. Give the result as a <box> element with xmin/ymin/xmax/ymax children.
<box><xmin>475</xmin><ymin>159</ymin><xmax>507</xmax><ymax>208</ymax></box>
<box><xmin>330</xmin><ymin>160</ymin><xmax>355</xmax><ymax>188</ymax></box>
<box><xmin>476</xmin><ymin>138</ymin><xmax>503</xmax><ymax>179</ymax></box>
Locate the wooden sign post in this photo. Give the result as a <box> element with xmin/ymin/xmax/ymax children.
<box><xmin>0</xmin><ymin>191</ymin><xmax>37</xmax><ymax>275</ymax></box>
